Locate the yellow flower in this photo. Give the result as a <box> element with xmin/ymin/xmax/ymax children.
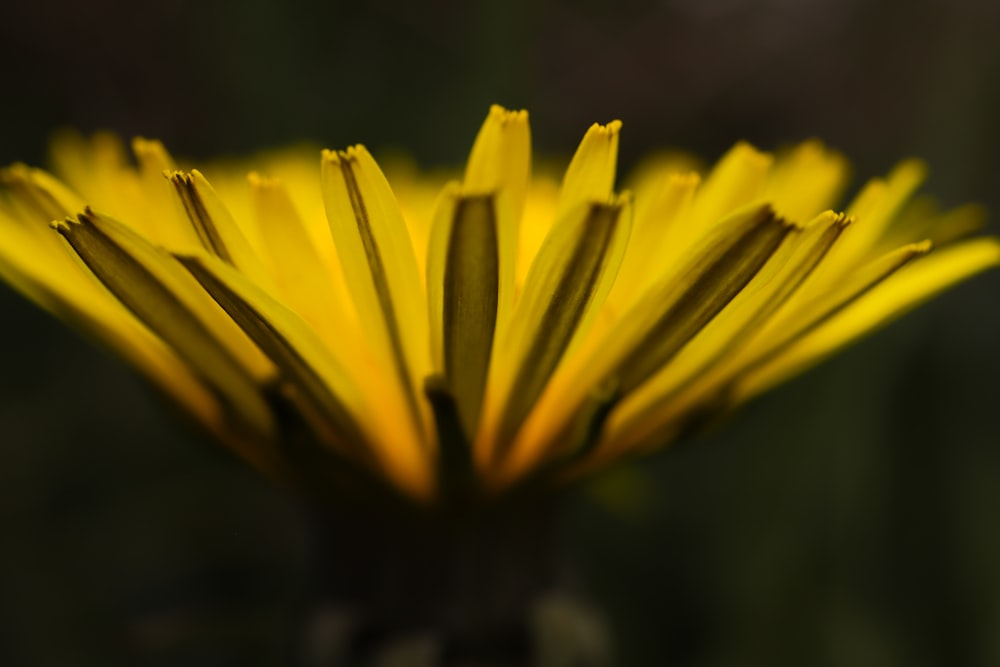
<box><xmin>0</xmin><ymin>106</ymin><xmax>996</xmax><ymax>502</ymax></box>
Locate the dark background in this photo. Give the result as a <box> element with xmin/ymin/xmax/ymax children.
<box><xmin>1</xmin><ymin>0</ymin><xmax>999</xmax><ymax>664</ymax></box>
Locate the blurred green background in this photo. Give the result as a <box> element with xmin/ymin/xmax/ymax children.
<box><xmin>1</xmin><ymin>0</ymin><xmax>999</xmax><ymax>664</ymax></box>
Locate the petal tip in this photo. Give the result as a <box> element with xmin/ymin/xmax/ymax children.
<box><xmin>588</xmin><ymin>120</ymin><xmax>622</xmax><ymax>138</ymax></box>
<box><xmin>322</xmin><ymin>145</ymin><xmax>368</xmax><ymax>166</ymax></box>
<box><xmin>488</xmin><ymin>104</ymin><xmax>529</xmax><ymax>125</ymax></box>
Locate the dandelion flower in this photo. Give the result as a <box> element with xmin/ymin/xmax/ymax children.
<box><xmin>1</xmin><ymin>106</ymin><xmax>997</xmax><ymax>503</ymax></box>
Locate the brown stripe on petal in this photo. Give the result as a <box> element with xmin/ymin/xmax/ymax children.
<box><xmin>690</xmin><ymin>213</ymin><xmax>851</xmax><ymax>370</ymax></box>
<box><xmin>443</xmin><ymin>194</ymin><xmax>500</xmax><ymax>439</ymax></box>
<box><xmin>336</xmin><ymin>154</ymin><xmax>426</xmax><ymax>443</ymax></box>
<box><xmin>53</xmin><ymin>210</ymin><xmax>272</xmax><ymax>439</ymax></box>
<box><xmin>614</xmin><ymin>205</ymin><xmax>794</xmax><ymax>395</ymax></box>
<box><xmin>757</xmin><ymin>214</ymin><xmax>851</xmax><ymax>318</ymax></box>
<box><xmin>733</xmin><ymin>240</ymin><xmax>931</xmax><ymax>383</ymax></box>
<box><xmin>168</xmin><ymin>171</ymin><xmax>233</xmax><ymax>262</ymax></box>
<box><xmin>180</xmin><ymin>256</ymin><xmax>374</xmax><ymax>462</ymax></box>
<box><xmin>612</xmin><ymin>214</ymin><xmax>850</xmax><ymax>446</ymax></box>
<box><xmin>495</xmin><ymin>202</ymin><xmax>624</xmax><ymax>459</ymax></box>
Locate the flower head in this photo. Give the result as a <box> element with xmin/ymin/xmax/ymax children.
<box><xmin>1</xmin><ymin>106</ymin><xmax>996</xmax><ymax>502</ymax></box>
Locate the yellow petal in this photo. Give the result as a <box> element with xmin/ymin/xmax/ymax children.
<box><xmin>614</xmin><ymin>205</ymin><xmax>794</xmax><ymax>395</ymax></box>
<box><xmin>460</xmin><ymin>104</ymin><xmax>525</xmax><ymax>330</ymax></box>
<box><xmin>176</xmin><ymin>253</ymin><xmax>439</xmax><ymax>497</ymax></box>
<box><xmin>320</xmin><ymin>145</ymin><xmax>432</xmax><ymax>450</ymax></box>
<box><xmin>47</xmin><ymin>130</ymin><xmax>129</xmax><ymax>199</ymax></box>
<box><xmin>514</xmin><ymin>176</ymin><xmax>560</xmax><ymax>288</ymax></box>
<box><xmin>555</xmin><ymin>120</ymin><xmax>621</xmax><ymax>220</ymax></box>
<box><xmin>167</xmin><ymin>169</ymin><xmax>276</xmax><ymax>290</ymax></box>
<box><xmin>463</xmin><ymin>104</ymin><xmax>531</xmax><ymax>221</ymax></box>
<box><xmin>54</xmin><ymin>209</ymin><xmax>276</xmax><ymax>440</ymax></box>
<box><xmin>130</xmin><ymin>137</ymin><xmax>205</xmax><ymax>251</ymax></box>
<box><xmin>687</xmin><ymin>142</ymin><xmax>772</xmax><ymax>233</ymax></box>
<box><xmin>610</xmin><ymin>239</ymin><xmax>937</xmax><ymax>457</ymax></box>
<box><xmin>875</xmin><ymin>197</ymin><xmax>986</xmax><ymax>255</ymax></box>
<box><xmin>0</xmin><ymin>207</ymin><xmax>232</xmax><ymax>453</ymax></box>
<box><xmin>762</xmin><ymin>140</ymin><xmax>849</xmax><ymax>222</ymax></box>
<box><xmin>605</xmin><ymin>212</ymin><xmax>849</xmax><ymax>455</ymax></box>
<box><xmin>426</xmin><ymin>189</ymin><xmax>504</xmax><ymax>441</ymax></box>
<box><xmin>478</xmin><ymin>194</ymin><xmax>632</xmax><ymax>475</ymax></box>
<box><xmin>424</xmin><ymin>107</ymin><xmax>530</xmax><ymax>440</ymax></box>
<box><xmin>816</xmin><ymin>159</ymin><xmax>926</xmax><ymax>278</ymax></box>
<box><xmin>746</xmin><ymin>240</ymin><xmax>933</xmax><ymax>369</ymax></box>
<box><xmin>516</xmin><ymin>205</ymin><xmax>793</xmax><ymax>478</ymax></box>
<box><xmin>605</xmin><ymin>171</ymin><xmax>699</xmax><ymax>312</ymax></box>
<box><xmin>426</xmin><ymin>182</ymin><xmax>461</xmax><ymax>376</ymax></box>
<box><xmin>736</xmin><ymin>237</ymin><xmax>1000</xmax><ymax>399</ymax></box>
<box><xmin>248</xmin><ymin>172</ymin><xmax>356</xmax><ymax>342</ymax></box>
<box><xmin>0</xmin><ymin>163</ymin><xmax>84</xmax><ymax>223</ymax></box>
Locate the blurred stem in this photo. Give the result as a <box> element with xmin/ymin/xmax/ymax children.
<box><xmin>302</xmin><ymin>494</ymin><xmax>560</xmax><ymax>666</ymax></box>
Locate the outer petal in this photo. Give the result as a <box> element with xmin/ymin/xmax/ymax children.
<box><xmin>0</xmin><ymin>207</ymin><xmax>225</xmax><ymax>444</ymax></box>
<box><xmin>736</xmin><ymin>237</ymin><xmax>1000</xmax><ymax>400</ymax></box>
<box><xmin>54</xmin><ymin>209</ymin><xmax>276</xmax><ymax>441</ymax></box>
